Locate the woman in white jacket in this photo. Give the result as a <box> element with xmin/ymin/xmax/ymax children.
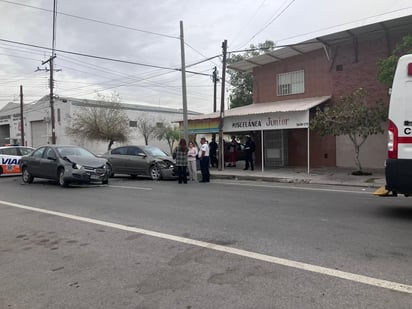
<box><xmin>187</xmin><ymin>141</ymin><xmax>198</xmax><ymax>182</ymax></box>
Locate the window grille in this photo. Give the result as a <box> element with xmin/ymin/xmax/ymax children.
<box><xmin>277</xmin><ymin>70</ymin><xmax>304</xmax><ymax>96</ymax></box>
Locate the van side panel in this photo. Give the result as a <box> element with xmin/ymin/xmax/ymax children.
<box><xmin>385</xmin><ymin>54</ymin><xmax>412</xmax><ymax>194</ymax></box>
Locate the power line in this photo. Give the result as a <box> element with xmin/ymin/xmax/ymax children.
<box><xmin>0</xmin><ymin>0</ymin><xmax>179</xmax><ymax>40</ymax></box>
<box><xmin>238</xmin><ymin>0</ymin><xmax>296</xmax><ymax>49</ymax></box>
<box><xmin>0</xmin><ymin>38</ymin><xmax>217</xmax><ymax>77</ymax></box>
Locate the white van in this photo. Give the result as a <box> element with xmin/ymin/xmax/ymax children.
<box><xmin>385</xmin><ymin>54</ymin><xmax>412</xmax><ymax>196</ymax></box>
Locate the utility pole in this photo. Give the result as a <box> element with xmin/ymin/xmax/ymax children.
<box><xmin>213</xmin><ymin>66</ymin><xmax>218</xmax><ymax>113</ymax></box>
<box><xmin>41</xmin><ymin>0</ymin><xmax>58</xmax><ymax>144</ymax></box>
<box><xmin>180</xmin><ymin>20</ymin><xmax>189</xmax><ymax>141</ymax></box>
<box><xmin>20</xmin><ymin>85</ymin><xmax>24</xmax><ymax>146</ymax></box>
<box><xmin>218</xmin><ymin>40</ymin><xmax>227</xmax><ymax>171</ymax></box>
<box><xmin>42</xmin><ymin>55</ymin><xmax>56</xmax><ymax>144</ymax></box>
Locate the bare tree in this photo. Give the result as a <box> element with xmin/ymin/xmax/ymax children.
<box><xmin>135</xmin><ymin>115</ymin><xmax>159</xmax><ymax>145</ymax></box>
<box><xmin>66</xmin><ymin>92</ymin><xmax>130</xmax><ymax>150</ymax></box>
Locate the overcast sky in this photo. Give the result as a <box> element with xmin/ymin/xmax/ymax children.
<box><xmin>0</xmin><ymin>0</ymin><xmax>411</xmax><ymax>114</ymax></box>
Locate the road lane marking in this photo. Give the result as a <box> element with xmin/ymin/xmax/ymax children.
<box><xmin>108</xmin><ymin>185</ymin><xmax>152</xmax><ymax>190</ymax></box>
<box><xmin>1</xmin><ymin>199</ymin><xmax>411</xmax><ymax>294</ymax></box>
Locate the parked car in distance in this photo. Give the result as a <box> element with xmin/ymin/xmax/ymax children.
<box><xmin>20</xmin><ymin>145</ymin><xmax>109</xmax><ymax>187</ymax></box>
<box><xmin>0</xmin><ymin>146</ymin><xmax>34</xmax><ymax>175</ymax></box>
<box><xmin>100</xmin><ymin>145</ymin><xmax>176</xmax><ymax>180</ymax></box>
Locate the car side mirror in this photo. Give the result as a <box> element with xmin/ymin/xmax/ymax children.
<box><xmin>137</xmin><ymin>152</ymin><xmax>146</xmax><ymax>157</ymax></box>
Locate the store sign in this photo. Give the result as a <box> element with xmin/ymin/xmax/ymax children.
<box><xmin>223</xmin><ymin>110</ymin><xmax>309</xmax><ymax>132</ymax></box>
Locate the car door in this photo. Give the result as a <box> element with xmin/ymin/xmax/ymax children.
<box><xmin>40</xmin><ymin>147</ymin><xmax>59</xmax><ymax>180</ymax></box>
<box><xmin>27</xmin><ymin>147</ymin><xmax>46</xmax><ymax>177</ymax></box>
<box><xmin>108</xmin><ymin>147</ymin><xmax>129</xmax><ymax>174</ymax></box>
<box><xmin>125</xmin><ymin>146</ymin><xmax>146</xmax><ymax>175</ymax></box>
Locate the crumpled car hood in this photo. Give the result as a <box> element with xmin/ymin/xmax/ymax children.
<box><xmin>154</xmin><ymin>155</ymin><xmax>174</xmax><ymax>161</ymax></box>
<box><xmin>64</xmin><ymin>155</ymin><xmax>107</xmax><ymax>167</ymax></box>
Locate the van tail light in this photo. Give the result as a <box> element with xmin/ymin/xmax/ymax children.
<box><xmin>408</xmin><ymin>63</ymin><xmax>412</xmax><ymax>76</ymax></box>
<box><xmin>388</xmin><ymin>119</ymin><xmax>398</xmax><ymax>159</ymax></box>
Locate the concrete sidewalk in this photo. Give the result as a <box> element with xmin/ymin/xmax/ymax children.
<box><xmin>209</xmin><ymin>166</ymin><xmax>386</xmax><ymax>188</ymax></box>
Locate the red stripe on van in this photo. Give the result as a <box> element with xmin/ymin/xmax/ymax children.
<box><xmin>398</xmin><ymin>136</ymin><xmax>412</xmax><ymax>143</ymax></box>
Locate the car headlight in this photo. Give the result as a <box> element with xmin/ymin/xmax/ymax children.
<box><xmin>73</xmin><ymin>163</ymin><xmax>82</xmax><ymax>169</ymax></box>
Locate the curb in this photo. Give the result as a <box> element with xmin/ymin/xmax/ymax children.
<box><xmin>210</xmin><ymin>173</ymin><xmax>384</xmax><ymax>188</ymax></box>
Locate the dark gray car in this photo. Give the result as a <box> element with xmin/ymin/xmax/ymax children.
<box><xmin>100</xmin><ymin>145</ymin><xmax>176</xmax><ymax>180</ymax></box>
<box><xmin>20</xmin><ymin>145</ymin><xmax>109</xmax><ymax>187</ymax></box>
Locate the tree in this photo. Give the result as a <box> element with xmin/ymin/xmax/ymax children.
<box><xmin>310</xmin><ymin>88</ymin><xmax>387</xmax><ymax>173</ymax></box>
<box><xmin>135</xmin><ymin>115</ymin><xmax>159</xmax><ymax>146</ymax></box>
<box><xmin>227</xmin><ymin>41</ymin><xmax>275</xmax><ymax>109</ymax></box>
<box><xmin>66</xmin><ymin>92</ymin><xmax>130</xmax><ymax>150</ymax></box>
<box><xmin>155</xmin><ymin>123</ymin><xmax>180</xmax><ymax>154</ymax></box>
<box><xmin>377</xmin><ymin>35</ymin><xmax>412</xmax><ymax>88</ymax></box>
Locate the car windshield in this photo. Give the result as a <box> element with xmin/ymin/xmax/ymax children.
<box><xmin>57</xmin><ymin>147</ymin><xmax>96</xmax><ymax>158</ymax></box>
<box><xmin>20</xmin><ymin>147</ymin><xmax>34</xmax><ymax>155</ymax></box>
<box><xmin>144</xmin><ymin>147</ymin><xmax>168</xmax><ymax>157</ymax></box>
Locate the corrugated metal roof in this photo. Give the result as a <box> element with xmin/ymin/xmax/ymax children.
<box><xmin>228</xmin><ymin>14</ymin><xmax>412</xmax><ymax>72</ymax></box>
<box><xmin>188</xmin><ymin>96</ymin><xmax>331</xmax><ymax>120</ymax></box>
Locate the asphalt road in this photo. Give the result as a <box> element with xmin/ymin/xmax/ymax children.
<box><xmin>0</xmin><ymin>175</ymin><xmax>411</xmax><ymax>308</ymax></box>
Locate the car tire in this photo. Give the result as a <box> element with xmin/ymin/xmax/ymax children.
<box><xmin>106</xmin><ymin>164</ymin><xmax>114</xmax><ymax>178</ymax></box>
<box><xmin>21</xmin><ymin>166</ymin><xmax>34</xmax><ymax>184</ymax></box>
<box><xmin>149</xmin><ymin>165</ymin><xmax>161</xmax><ymax>180</ymax></box>
<box><xmin>58</xmin><ymin>168</ymin><xmax>69</xmax><ymax>187</ymax></box>
<box><xmin>102</xmin><ymin>164</ymin><xmax>110</xmax><ymax>184</ymax></box>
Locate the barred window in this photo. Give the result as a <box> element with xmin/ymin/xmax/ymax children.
<box><xmin>129</xmin><ymin>120</ymin><xmax>137</xmax><ymax>127</ymax></box>
<box><xmin>277</xmin><ymin>70</ymin><xmax>304</xmax><ymax>96</ymax></box>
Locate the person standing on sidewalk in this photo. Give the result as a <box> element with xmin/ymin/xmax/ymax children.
<box><xmin>244</xmin><ymin>135</ymin><xmax>256</xmax><ymax>170</ymax></box>
<box><xmin>187</xmin><ymin>141</ymin><xmax>198</xmax><ymax>182</ymax></box>
<box><xmin>209</xmin><ymin>136</ymin><xmax>218</xmax><ymax>168</ymax></box>
<box><xmin>199</xmin><ymin>137</ymin><xmax>210</xmax><ymax>182</ymax></box>
<box><xmin>228</xmin><ymin>136</ymin><xmax>238</xmax><ymax>167</ymax></box>
<box><xmin>173</xmin><ymin>138</ymin><xmax>189</xmax><ymax>184</ymax></box>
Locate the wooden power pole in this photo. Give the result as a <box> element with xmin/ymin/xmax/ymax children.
<box><xmin>218</xmin><ymin>40</ymin><xmax>227</xmax><ymax>171</ymax></box>
<box><xmin>20</xmin><ymin>85</ymin><xmax>24</xmax><ymax>146</ymax></box>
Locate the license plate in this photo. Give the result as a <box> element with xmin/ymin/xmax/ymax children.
<box><xmin>90</xmin><ymin>175</ymin><xmax>100</xmax><ymax>180</ymax></box>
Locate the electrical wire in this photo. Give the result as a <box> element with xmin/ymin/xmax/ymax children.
<box><xmin>238</xmin><ymin>0</ymin><xmax>296</xmax><ymax>49</ymax></box>
<box><xmin>0</xmin><ymin>0</ymin><xmax>179</xmax><ymax>40</ymax></box>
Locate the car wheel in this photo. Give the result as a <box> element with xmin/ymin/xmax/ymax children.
<box><xmin>58</xmin><ymin>168</ymin><xmax>69</xmax><ymax>187</ymax></box>
<box><xmin>149</xmin><ymin>165</ymin><xmax>161</xmax><ymax>180</ymax></box>
<box><xmin>106</xmin><ymin>163</ymin><xmax>114</xmax><ymax>178</ymax></box>
<box><xmin>21</xmin><ymin>166</ymin><xmax>34</xmax><ymax>183</ymax></box>
<box><xmin>102</xmin><ymin>164</ymin><xmax>110</xmax><ymax>184</ymax></box>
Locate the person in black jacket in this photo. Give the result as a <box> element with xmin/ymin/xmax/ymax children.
<box><xmin>244</xmin><ymin>135</ymin><xmax>256</xmax><ymax>171</ymax></box>
<box><xmin>209</xmin><ymin>136</ymin><xmax>218</xmax><ymax>168</ymax></box>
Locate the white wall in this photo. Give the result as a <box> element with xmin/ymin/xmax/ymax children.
<box><xmin>336</xmin><ymin>132</ymin><xmax>386</xmax><ymax>170</ymax></box>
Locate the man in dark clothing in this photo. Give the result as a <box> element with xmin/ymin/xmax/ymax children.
<box><xmin>244</xmin><ymin>136</ymin><xmax>256</xmax><ymax>170</ymax></box>
<box><xmin>209</xmin><ymin>136</ymin><xmax>218</xmax><ymax>168</ymax></box>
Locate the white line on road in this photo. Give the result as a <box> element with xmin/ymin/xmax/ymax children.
<box><xmin>1</xmin><ymin>199</ymin><xmax>411</xmax><ymax>294</ymax></box>
<box><xmin>108</xmin><ymin>185</ymin><xmax>152</xmax><ymax>190</ymax></box>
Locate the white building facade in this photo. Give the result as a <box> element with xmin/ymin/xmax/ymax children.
<box><xmin>0</xmin><ymin>95</ymin><xmax>199</xmax><ymax>155</ymax></box>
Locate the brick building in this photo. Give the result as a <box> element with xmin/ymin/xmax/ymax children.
<box><xmin>187</xmin><ymin>14</ymin><xmax>412</xmax><ymax>171</ymax></box>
